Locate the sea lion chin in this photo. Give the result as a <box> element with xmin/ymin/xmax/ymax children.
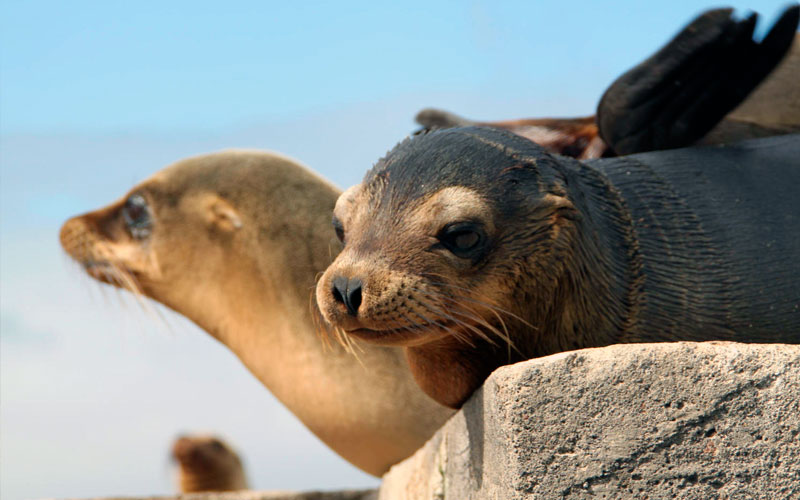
<box><xmin>316</xmin><ymin>127</ymin><xmax>800</xmax><ymax>409</ymax></box>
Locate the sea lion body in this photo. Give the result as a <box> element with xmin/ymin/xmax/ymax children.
<box><xmin>588</xmin><ymin>134</ymin><xmax>800</xmax><ymax>339</ymax></box>
<box><xmin>172</xmin><ymin>435</ymin><xmax>248</xmax><ymax>492</ymax></box>
<box><xmin>316</xmin><ymin>128</ymin><xmax>800</xmax><ymax>408</ymax></box>
<box><xmin>60</xmin><ymin>152</ymin><xmax>453</xmax><ymax>475</ymax></box>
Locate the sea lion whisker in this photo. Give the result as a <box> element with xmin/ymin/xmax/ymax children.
<box><xmin>482</xmin><ymin>304</ymin><xmax>518</xmax><ymax>360</ymax></box>
<box><xmin>409</xmin><ymin>296</ymin><xmax>481</xmax><ymax>345</ymax></box>
<box><xmin>407</xmin><ymin>306</ymin><xmax>476</xmax><ymax>347</ymax></box>
<box><xmin>309</xmin><ymin>272</ymin><xmax>359</xmax><ymax>355</ymax></box>
<box><xmin>411</xmin><ymin>286</ymin><xmax>519</xmax><ymax>348</ymax></box>
<box><xmin>338</xmin><ymin>326</ymin><xmax>365</xmax><ymax>364</ymax></box>
<box><xmin>397</xmin><ymin>312</ymin><xmax>467</xmax><ymax>345</ymax></box>
<box><xmin>309</xmin><ymin>283</ymin><xmax>363</xmax><ymax>359</ymax></box>
<box><xmin>410</xmin><ymin>288</ymin><xmax>500</xmax><ymax>346</ymax></box>
<box><xmin>104</xmin><ymin>260</ymin><xmax>173</xmax><ymax>334</ymax></box>
<box><xmin>121</xmin><ymin>279</ymin><xmax>161</xmax><ymax>328</ymax></box>
<box><xmin>424</xmin><ymin>278</ymin><xmax>536</xmax><ymax>330</ymax></box>
<box><xmin>445</xmin><ymin>302</ymin><xmax>516</xmax><ymax>348</ymax></box>
<box><xmin>411</xmin><ymin>287</ymin><xmax>496</xmax><ymax>338</ymax></box>
<box><xmin>309</xmin><ymin>288</ymin><xmax>336</xmax><ymax>350</ymax></box>
<box><xmin>420</xmin><ymin>305</ymin><xmax>485</xmax><ymax>346</ymax></box>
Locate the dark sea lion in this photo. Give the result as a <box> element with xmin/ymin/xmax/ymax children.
<box><xmin>59</xmin><ymin>151</ymin><xmax>454</xmax><ymax>475</ymax></box>
<box><xmin>316</xmin><ymin>128</ymin><xmax>800</xmax><ymax>408</ymax></box>
<box><xmin>597</xmin><ymin>5</ymin><xmax>800</xmax><ymax>155</ymax></box>
<box><xmin>416</xmin><ymin>6</ymin><xmax>800</xmax><ymax>159</ymax></box>
<box><xmin>172</xmin><ymin>434</ymin><xmax>248</xmax><ymax>492</ymax></box>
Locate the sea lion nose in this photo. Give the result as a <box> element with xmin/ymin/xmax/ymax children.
<box><xmin>332</xmin><ymin>276</ymin><xmax>363</xmax><ymax>317</ymax></box>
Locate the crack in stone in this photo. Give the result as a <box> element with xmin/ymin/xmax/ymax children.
<box><xmin>559</xmin><ymin>370</ymin><xmax>784</xmax><ymax>497</ymax></box>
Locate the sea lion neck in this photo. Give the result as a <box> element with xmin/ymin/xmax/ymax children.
<box><xmin>536</xmin><ymin>157</ymin><xmax>644</xmax><ymax>353</ymax></box>
<box><xmin>405</xmin><ymin>335</ymin><xmax>522</xmax><ymax>408</ymax></box>
<box><xmin>139</xmin><ymin>175</ymin><xmax>339</xmax><ymax>354</ymax></box>
<box><xmin>60</xmin><ymin>151</ymin><xmax>455</xmax><ymax>476</ymax></box>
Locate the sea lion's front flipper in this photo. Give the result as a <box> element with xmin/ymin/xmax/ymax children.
<box><xmin>597</xmin><ymin>5</ymin><xmax>800</xmax><ymax>156</ymax></box>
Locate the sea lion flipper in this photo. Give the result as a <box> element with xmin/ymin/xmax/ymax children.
<box><xmin>597</xmin><ymin>5</ymin><xmax>800</xmax><ymax>155</ymax></box>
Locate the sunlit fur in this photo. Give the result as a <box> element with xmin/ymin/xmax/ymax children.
<box><xmin>59</xmin><ymin>151</ymin><xmax>454</xmax><ymax>475</ymax></box>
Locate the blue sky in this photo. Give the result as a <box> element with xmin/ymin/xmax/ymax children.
<box><xmin>4</xmin><ymin>0</ymin><xmax>791</xmax><ymax>134</ymax></box>
<box><xmin>1</xmin><ymin>1</ymin><xmax>796</xmax><ymax>499</ymax></box>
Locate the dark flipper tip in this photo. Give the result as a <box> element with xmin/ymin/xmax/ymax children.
<box><xmin>597</xmin><ymin>5</ymin><xmax>799</xmax><ymax>156</ymax></box>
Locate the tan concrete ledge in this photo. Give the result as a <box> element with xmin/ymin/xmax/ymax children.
<box><xmin>379</xmin><ymin>342</ymin><xmax>800</xmax><ymax>499</ymax></box>
<box><xmin>58</xmin><ymin>489</ymin><xmax>377</xmax><ymax>500</ymax></box>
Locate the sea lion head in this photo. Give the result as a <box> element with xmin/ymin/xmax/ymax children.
<box><xmin>316</xmin><ymin>127</ymin><xmax>582</xmax><ymax>352</ymax></box>
<box><xmin>60</xmin><ymin>151</ymin><xmax>339</xmax><ymax>338</ymax></box>
<box><xmin>171</xmin><ymin>434</ymin><xmax>248</xmax><ymax>492</ymax></box>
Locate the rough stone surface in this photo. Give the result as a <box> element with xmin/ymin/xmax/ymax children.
<box><xmin>380</xmin><ymin>342</ymin><xmax>800</xmax><ymax>500</ymax></box>
<box><xmin>62</xmin><ymin>490</ymin><xmax>377</xmax><ymax>500</ymax></box>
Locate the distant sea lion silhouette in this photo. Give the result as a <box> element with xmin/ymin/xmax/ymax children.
<box><xmin>60</xmin><ymin>151</ymin><xmax>454</xmax><ymax>475</ymax></box>
<box><xmin>172</xmin><ymin>434</ymin><xmax>248</xmax><ymax>493</ymax></box>
<box><xmin>416</xmin><ymin>6</ymin><xmax>799</xmax><ymax>159</ymax></box>
<box><xmin>316</xmin><ymin>130</ymin><xmax>800</xmax><ymax>408</ymax></box>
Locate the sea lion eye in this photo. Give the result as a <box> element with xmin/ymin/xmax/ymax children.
<box><xmin>122</xmin><ymin>193</ymin><xmax>152</xmax><ymax>239</ymax></box>
<box><xmin>437</xmin><ymin>222</ymin><xmax>486</xmax><ymax>259</ymax></box>
<box><xmin>332</xmin><ymin>216</ymin><xmax>345</xmax><ymax>244</ymax></box>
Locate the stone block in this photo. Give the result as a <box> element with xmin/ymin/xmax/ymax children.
<box><xmin>380</xmin><ymin>342</ymin><xmax>800</xmax><ymax>499</ymax></box>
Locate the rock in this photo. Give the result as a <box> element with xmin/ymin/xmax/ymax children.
<box><xmin>379</xmin><ymin>342</ymin><xmax>800</xmax><ymax>499</ymax></box>
<box><xmin>60</xmin><ymin>490</ymin><xmax>377</xmax><ymax>500</ymax></box>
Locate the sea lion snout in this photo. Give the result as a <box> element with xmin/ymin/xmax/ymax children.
<box><xmin>317</xmin><ymin>261</ymin><xmax>383</xmax><ymax>332</ymax></box>
<box><xmin>331</xmin><ymin>275</ymin><xmax>363</xmax><ymax>316</ymax></box>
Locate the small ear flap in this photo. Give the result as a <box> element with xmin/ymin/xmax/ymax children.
<box><xmin>203</xmin><ymin>195</ymin><xmax>242</xmax><ymax>232</ymax></box>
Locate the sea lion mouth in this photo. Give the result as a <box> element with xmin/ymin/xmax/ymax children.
<box><xmin>345</xmin><ymin>320</ymin><xmax>457</xmax><ymax>346</ymax></box>
<box><xmin>83</xmin><ymin>260</ymin><xmax>141</xmax><ymax>290</ymax></box>
<box><xmin>84</xmin><ymin>260</ymin><xmax>119</xmax><ymax>279</ymax></box>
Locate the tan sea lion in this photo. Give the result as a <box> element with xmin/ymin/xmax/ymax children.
<box><xmin>172</xmin><ymin>434</ymin><xmax>248</xmax><ymax>492</ymax></box>
<box><xmin>59</xmin><ymin>151</ymin><xmax>454</xmax><ymax>476</ymax></box>
<box><xmin>416</xmin><ymin>6</ymin><xmax>800</xmax><ymax>158</ymax></box>
<box><xmin>315</xmin><ymin>128</ymin><xmax>800</xmax><ymax>409</ymax></box>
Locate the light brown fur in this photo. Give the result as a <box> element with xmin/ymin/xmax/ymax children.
<box><xmin>59</xmin><ymin>151</ymin><xmax>454</xmax><ymax>476</ymax></box>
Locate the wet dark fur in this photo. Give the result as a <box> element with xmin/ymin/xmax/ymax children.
<box><xmin>597</xmin><ymin>5</ymin><xmax>799</xmax><ymax>155</ymax></box>
<box><xmin>362</xmin><ymin>127</ymin><xmax>800</xmax><ymax>406</ymax></box>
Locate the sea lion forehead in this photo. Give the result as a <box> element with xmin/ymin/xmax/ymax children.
<box><xmin>409</xmin><ymin>186</ymin><xmax>492</xmax><ymax>228</ymax></box>
<box><xmin>363</xmin><ymin>126</ymin><xmax>549</xmax><ymax>203</ymax></box>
